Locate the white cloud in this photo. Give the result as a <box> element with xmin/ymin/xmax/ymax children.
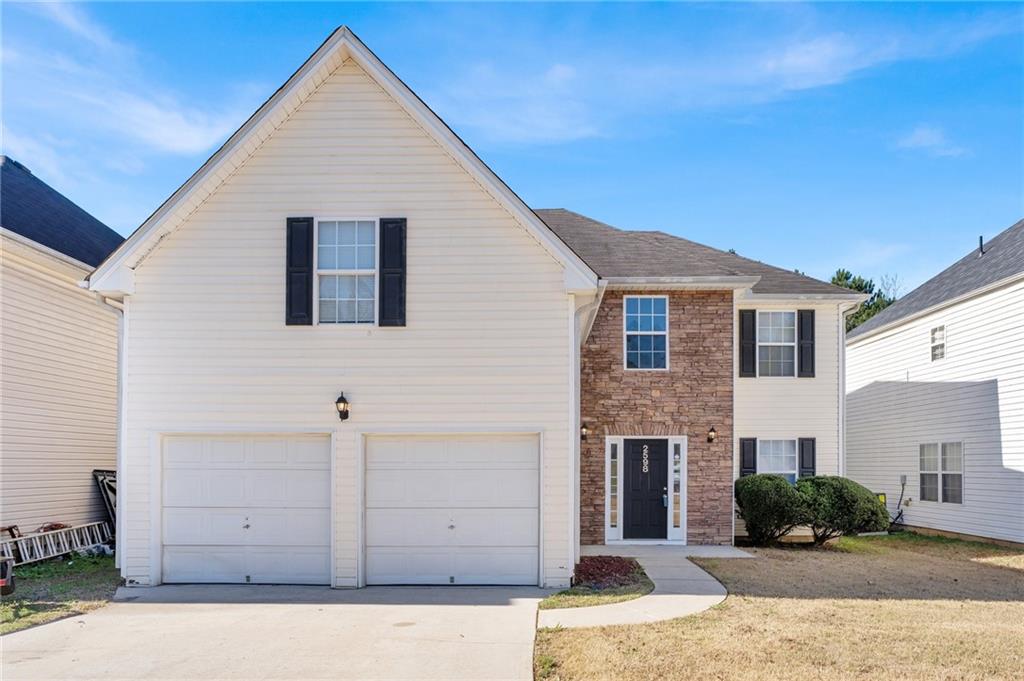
<box><xmin>34</xmin><ymin>2</ymin><xmax>122</xmax><ymax>52</ymax></box>
<box><xmin>428</xmin><ymin>11</ymin><xmax>1017</xmax><ymax>145</ymax></box>
<box><xmin>897</xmin><ymin>125</ymin><xmax>968</xmax><ymax>158</ymax></box>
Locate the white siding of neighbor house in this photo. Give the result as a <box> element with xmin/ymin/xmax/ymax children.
<box><xmin>1</xmin><ymin>234</ymin><xmax>119</xmax><ymax>530</ymax></box>
<box><xmin>734</xmin><ymin>301</ymin><xmax>845</xmax><ymax>478</ymax></box>
<box><xmin>846</xmin><ymin>278</ymin><xmax>1024</xmax><ymax>544</ymax></box>
<box><xmin>120</xmin><ymin>59</ymin><xmax>576</xmax><ymax>587</ymax></box>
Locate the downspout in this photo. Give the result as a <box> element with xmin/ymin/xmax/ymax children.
<box><xmin>569</xmin><ymin>282</ymin><xmax>605</xmax><ymax>566</ymax></box>
<box><xmin>837</xmin><ymin>302</ymin><xmax>859</xmax><ymax>477</ymax></box>
<box><xmin>93</xmin><ymin>293</ymin><xmax>125</xmax><ymax>572</ymax></box>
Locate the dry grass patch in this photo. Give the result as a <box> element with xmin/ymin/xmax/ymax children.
<box><xmin>1</xmin><ymin>554</ymin><xmax>119</xmax><ymax>635</ymax></box>
<box><xmin>535</xmin><ymin>534</ymin><xmax>1024</xmax><ymax>680</ymax></box>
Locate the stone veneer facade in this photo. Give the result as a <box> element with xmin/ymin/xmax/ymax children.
<box><xmin>580</xmin><ymin>289</ymin><xmax>734</xmax><ymax>545</ymax></box>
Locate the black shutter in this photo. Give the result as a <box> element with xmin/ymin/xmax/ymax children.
<box><xmin>798</xmin><ymin>309</ymin><xmax>815</xmax><ymax>377</ymax></box>
<box><xmin>739</xmin><ymin>310</ymin><xmax>756</xmax><ymax>377</ymax></box>
<box><xmin>739</xmin><ymin>438</ymin><xmax>757</xmax><ymax>477</ymax></box>
<box><xmin>285</xmin><ymin>217</ymin><xmax>314</xmax><ymax>325</ymax></box>
<box><xmin>799</xmin><ymin>438</ymin><xmax>816</xmax><ymax>478</ymax></box>
<box><xmin>378</xmin><ymin>217</ymin><xmax>406</xmax><ymax>327</ymax></box>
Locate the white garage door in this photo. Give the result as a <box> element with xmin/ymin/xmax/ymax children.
<box><xmin>162</xmin><ymin>435</ymin><xmax>331</xmax><ymax>585</ymax></box>
<box><xmin>365</xmin><ymin>435</ymin><xmax>539</xmax><ymax>585</ymax></box>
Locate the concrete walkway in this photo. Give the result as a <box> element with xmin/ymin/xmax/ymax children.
<box><xmin>3</xmin><ymin>585</ymin><xmax>546</xmax><ymax>680</ymax></box>
<box><xmin>537</xmin><ymin>544</ymin><xmax>753</xmax><ymax>629</ymax></box>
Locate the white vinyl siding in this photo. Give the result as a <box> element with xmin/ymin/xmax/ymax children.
<box><xmin>0</xmin><ymin>235</ymin><xmax>119</xmax><ymax>529</ymax></box>
<box><xmin>119</xmin><ymin>59</ymin><xmax>575</xmax><ymax>587</ymax></box>
<box><xmin>847</xmin><ymin>278</ymin><xmax>1024</xmax><ymax>544</ymax></box>
<box><xmin>735</xmin><ymin>301</ymin><xmax>843</xmax><ymax>478</ymax></box>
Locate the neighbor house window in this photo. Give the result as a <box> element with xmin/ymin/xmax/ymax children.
<box><xmin>757</xmin><ymin>440</ymin><xmax>798</xmax><ymax>483</ymax></box>
<box><xmin>920</xmin><ymin>442</ymin><xmax>963</xmax><ymax>503</ymax></box>
<box><xmin>317</xmin><ymin>220</ymin><xmax>377</xmax><ymax>324</ymax></box>
<box><xmin>624</xmin><ymin>296</ymin><xmax>668</xmax><ymax>370</ymax></box>
<box><xmin>757</xmin><ymin>311</ymin><xmax>796</xmax><ymax>376</ymax></box>
<box><xmin>931</xmin><ymin>326</ymin><xmax>946</xmax><ymax>361</ymax></box>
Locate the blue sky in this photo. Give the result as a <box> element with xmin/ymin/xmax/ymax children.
<box><xmin>3</xmin><ymin>2</ymin><xmax>1022</xmax><ymax>291</ymax></box>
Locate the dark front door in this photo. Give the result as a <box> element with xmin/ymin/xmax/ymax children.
<box><xmin>623</xmin><ymin>439</ymin><xmax>668</xmax><ymax>539</ymax></box>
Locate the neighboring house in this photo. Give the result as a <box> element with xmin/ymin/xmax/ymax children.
<box><xmin>846</xmin><ymin>220</ymin><xmax>1024</xmax><ymax>546</ymax></box>
<box><xmin>87</xmin><ymin>27</ymin><xmax>863</xmax><ymax>588</ymax></box>
<box><xmin>1</xmin><ymin>156</ymin><xmax>124</xmax><ymax>532</ymax></box>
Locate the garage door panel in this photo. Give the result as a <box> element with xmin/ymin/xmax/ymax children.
<box><xmin>366</xmin><ymin>509</ymin><xmax>452</xmax><ymax>546</ymax></box>
<box><xmin>366</xmin><ymin>469</ymin><xmax>452</xmax><ymax>507</ymax></box>
<box><xmin>451</xmin><ymin>509</ymin><xmax>537</xmax><ymax>546</ymax></box>
<box><xmin>454</xmin><ymin>548</ymin><xmax>539</xmax><ymax>585</ymax></box>
<box><xmin>162</xmin><ymin>435</ymin><xmax>331</xmax><ymax>585</ymax></box>
<box><xmin>365</xmin><ymin>434</ymin><xmax>539</xmax><ymax>586</ymax></box>
<box><xmin>366</xmin><ymin>547</ymin><xmax>453</xmax><ymax>585</ymax></box>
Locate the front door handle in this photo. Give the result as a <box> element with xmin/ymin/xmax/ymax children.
<box><xmin>662</xmin><ymin>494</ymin><xmax>668</xmax><ymax>508</ymax></box>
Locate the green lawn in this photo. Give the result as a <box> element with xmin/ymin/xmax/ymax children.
<box><xmin>1</xmin><ymin>554</ymin><xmax>120</xmax><ymax>635</ymax></box>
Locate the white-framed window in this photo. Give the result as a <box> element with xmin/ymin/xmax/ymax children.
<box><xmin>624</xmin><ymin>296</ymin><xmax>668</xmax><ymax>370</ymax></box>
<box><xmin>920</xmin><ymin>442</ymin><xmax>963</xmax><ymax>503</ymax></box>
<box><xmin>930</xmin><ymin>325</ymin><xmax>946</xmax><ymax>361</ymax></box>
<box><xmin>757</xmin><ymin>311</ymin><xmax>796</xmax><ymax>377</ymax></box>
<box><xmin>315</xmin><ymin>219</ymin><xmax>378</xmax><ymax>325</ymax></box>
<box><xmin>757</xmin><ymin>440</ymin><xmax>798</xmax><ymax>483</ymax></box>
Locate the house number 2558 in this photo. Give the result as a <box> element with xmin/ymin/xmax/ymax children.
<box><xmin>641</xmin><ymin>445</ymin><xmax>650</xmax><ymax>473</ymax></box>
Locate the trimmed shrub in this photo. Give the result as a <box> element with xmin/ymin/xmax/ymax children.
<box><xmin>796</xmin><ymin>475</ymin><xmax>890</xmax><ymax>545</ymax></box>
<box><xmin>735</xmin><ymin>474</ymin><xmax>809</xmax><ymax>546</ymax></box>
<box><xmin>572</xmin><ymin>556</ymin><xmax>643</xmax><ymax>588</ymax></box>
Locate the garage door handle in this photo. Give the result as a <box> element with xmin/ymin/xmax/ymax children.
<box><xmin>242</xmin><ymin>524</ymin><xmax>251</xmax><ymax>529</ymax></box>
<box><xmin>448</xmin><ymin>524</ymin><xmax>455</xmax><ymax>530</ymax></box>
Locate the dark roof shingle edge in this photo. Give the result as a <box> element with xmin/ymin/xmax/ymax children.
<box><xmin>848</xmin><ymin>218</ymin><xmax>1024</xmax><ymax>340</ymax></box>
<box><xmin>1</xmin><ymin>156</ymin><xmax>123</xmax><ymax>267</ymax></box>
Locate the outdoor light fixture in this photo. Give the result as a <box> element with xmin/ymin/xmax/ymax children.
<box><xmin>580</xmin><ymin>424</ymin><xmax>589</xmax><ymax>442</ymax></box>
<box><xmin>335</xmin><ymin>392</ymin><xmax>350</xmax><ymax>421</ymax></box>
<box><xmin>707</xmin><ymin>426</ymin><xmax>717</xmax><ymax>443</ymax></box>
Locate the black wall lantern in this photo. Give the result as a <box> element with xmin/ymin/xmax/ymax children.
<box><xmin>707</xmin><ymin>426</ymin><xmax>717</xmax><ymax>443</ymax></box>
<box><xmin>580</xmin><ymin>424</ymin><xmax>589</xmax><ymax>442</ymax></box>
<box><xmin>335</xmin><ymin>392</ymin><xmax>350</xmax><ymax>421</ymax></box>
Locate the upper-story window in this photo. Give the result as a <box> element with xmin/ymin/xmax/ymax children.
<box><xmin>316</xmin><ymin>220</ymin><xmax>377</xmax><ymax>324</ymax></box>
<box><xmin>930</xmin><ymin>325</ymin><xmax>946</xmax><ymax>361</ymax></box>
<box><xmin>624</xmin><ymin>296</ymin><xmax>668</xmax><ymax>370</ymax></box>
<box><xmin>757</xmin><ymin>311</ymin><xmax>796</xmax><ymax>377</ymax></box>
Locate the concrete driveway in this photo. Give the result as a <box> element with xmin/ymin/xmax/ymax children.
<box><xmin>2</xmin><ymin>585</ymin><xmax>547</xmax><ymax>681</ymax></box>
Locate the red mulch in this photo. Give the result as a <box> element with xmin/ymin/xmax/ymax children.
<box><xmin>573</xmin><ymin>555</ymin><xmax>643</xmax><ymax>588</ymax></box>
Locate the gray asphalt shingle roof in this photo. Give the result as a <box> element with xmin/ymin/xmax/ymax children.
<box><xmin>535</xmin><ymin>208</ymin><xmax>854</xmax><ymax>296</ymax></box>
<box><xmin>1</xmin><ymin>156</ymin><xmax>123</xmax><ymax>267</ymax></box>
<box><xmin>848</xmin><ymin>218</ymin><xmax>1024</xmax><ymax>340</ymax></box>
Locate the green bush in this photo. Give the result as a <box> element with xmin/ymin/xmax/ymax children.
<box><xmin>796</xmin><ymin>475</ymin><xmax>890</xmax><ymax>545</ymax></box>
<box><xmin>735</xmin><ymin>474</ymin><xmax>809</xmax><ymax>546</ymax></box>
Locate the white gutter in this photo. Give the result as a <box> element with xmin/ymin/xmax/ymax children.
<box><xmin>604</xmin><ymin>276</ymin><xmax>761</xmax><ymax>290</ymax></box>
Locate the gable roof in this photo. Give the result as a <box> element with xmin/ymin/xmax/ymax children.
<box><xmin>848</xmin><ymin>218</ymin><xmax>1024</xmax><ymax>341</ymax></box>
<box><xmin>1</xmin><ymin>156</ymin><xmax>123</xmax><ymax>267</ymax></box>
<box><xmin>536</xmin><ymin>209</ymin><xmax>858</xmax><ymax>296</ymax></box>
<box><xmin>88</xmin><ymin>26</ymin><xmax>596</xmax><ymax>295</ymax></box>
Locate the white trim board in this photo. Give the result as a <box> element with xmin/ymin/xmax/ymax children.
<box><xmin>88</xmin><ymin>27</ymin><xmax>597</xmax><ymax>296</ymax></box>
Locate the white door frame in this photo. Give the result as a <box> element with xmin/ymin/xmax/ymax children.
<box><xmin>604</xmin><ymin>435</ymin><xmax>688</xmax><ymax>544</ymax></box>
<box><xmin>149</xmin><ymin>429</ymin><xmax>336</xmax><ymax>587</ymax></box>
<box><xmin>357</xmin><ymin>428</ymin><xmax>545</xmax><ymax>588</ymax></box>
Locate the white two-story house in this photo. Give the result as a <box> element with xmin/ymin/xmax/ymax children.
<box><xmin>846</xmin><ymin>220</ymin><xmax>1024</xmax><ymax>546</ymax></box>
<box><xmin>88</xmin><ymin>27</ymin><xmax>863</xmax><ymax>588</ymax></box>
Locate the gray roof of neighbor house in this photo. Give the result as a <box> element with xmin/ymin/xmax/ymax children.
<box><xmin>535</xmin><ymin>208</ymin><xmax>855</xmax><ymax>296</ymax></box>
<box><xmin>848</xmin><ymin>218</ymin><xmax>1024</xmax><ymax>340</ymax></box>
<box><xmin>1</xmin><ymin>156</ymin><xmax>123</xmax><ymax>267</ymax></box>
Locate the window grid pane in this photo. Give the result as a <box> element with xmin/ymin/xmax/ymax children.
<box><xmin>941</xmin><ymin>442</ymin><xmax>963</xmax><ymax>472</ymax></box>
<box><xmin>672</xmin><ymin>444</ymin><xmax>681</xmax><ymax>528</ymax></box>
<box><xmin>317</xmin><ymin>220</ymin><xmax>376</xmax><ymax>325</ymax></box>
<box><xmin>941</xmin><ymin>473</ymin><xmax>963</xmax><ymax>504</ymax></box>
<box><xmin>318</xmin><ymin>274</ymin><xmax>375</xmax><ymax>324</ymax></box>
<box><xmin>919</xmin><ymin>444</ymin><xmax>939</xmax><ymax>472</ymax></box>
<box><xmin>920</xmin><ymin>473</ymin><xmax>939</xmax><ymax>502</ymax></box>
<box><xmin>756</xmin><ymin>311</ymin><xmax>796</xmax><ymax>376</ymax></box>
<box><xmin>757</xmin><ymin>440</ymin><xmax>797</xmax><ymax>482</ymax></box>
<box><xmin>624</xmin><ymin>297</ymin><xmax>668</xmax><ymax>370</ymax></box>
<box><xmin>609</xmin><ymin>444</ymin><xmax>618</xmax><ymax>528</ymax></box>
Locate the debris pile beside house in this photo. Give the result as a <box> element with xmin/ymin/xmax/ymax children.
<box><xmin>0</xmin><ymin>522</ymin><xmax>112</xmax><ymax>566</ymax></box>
